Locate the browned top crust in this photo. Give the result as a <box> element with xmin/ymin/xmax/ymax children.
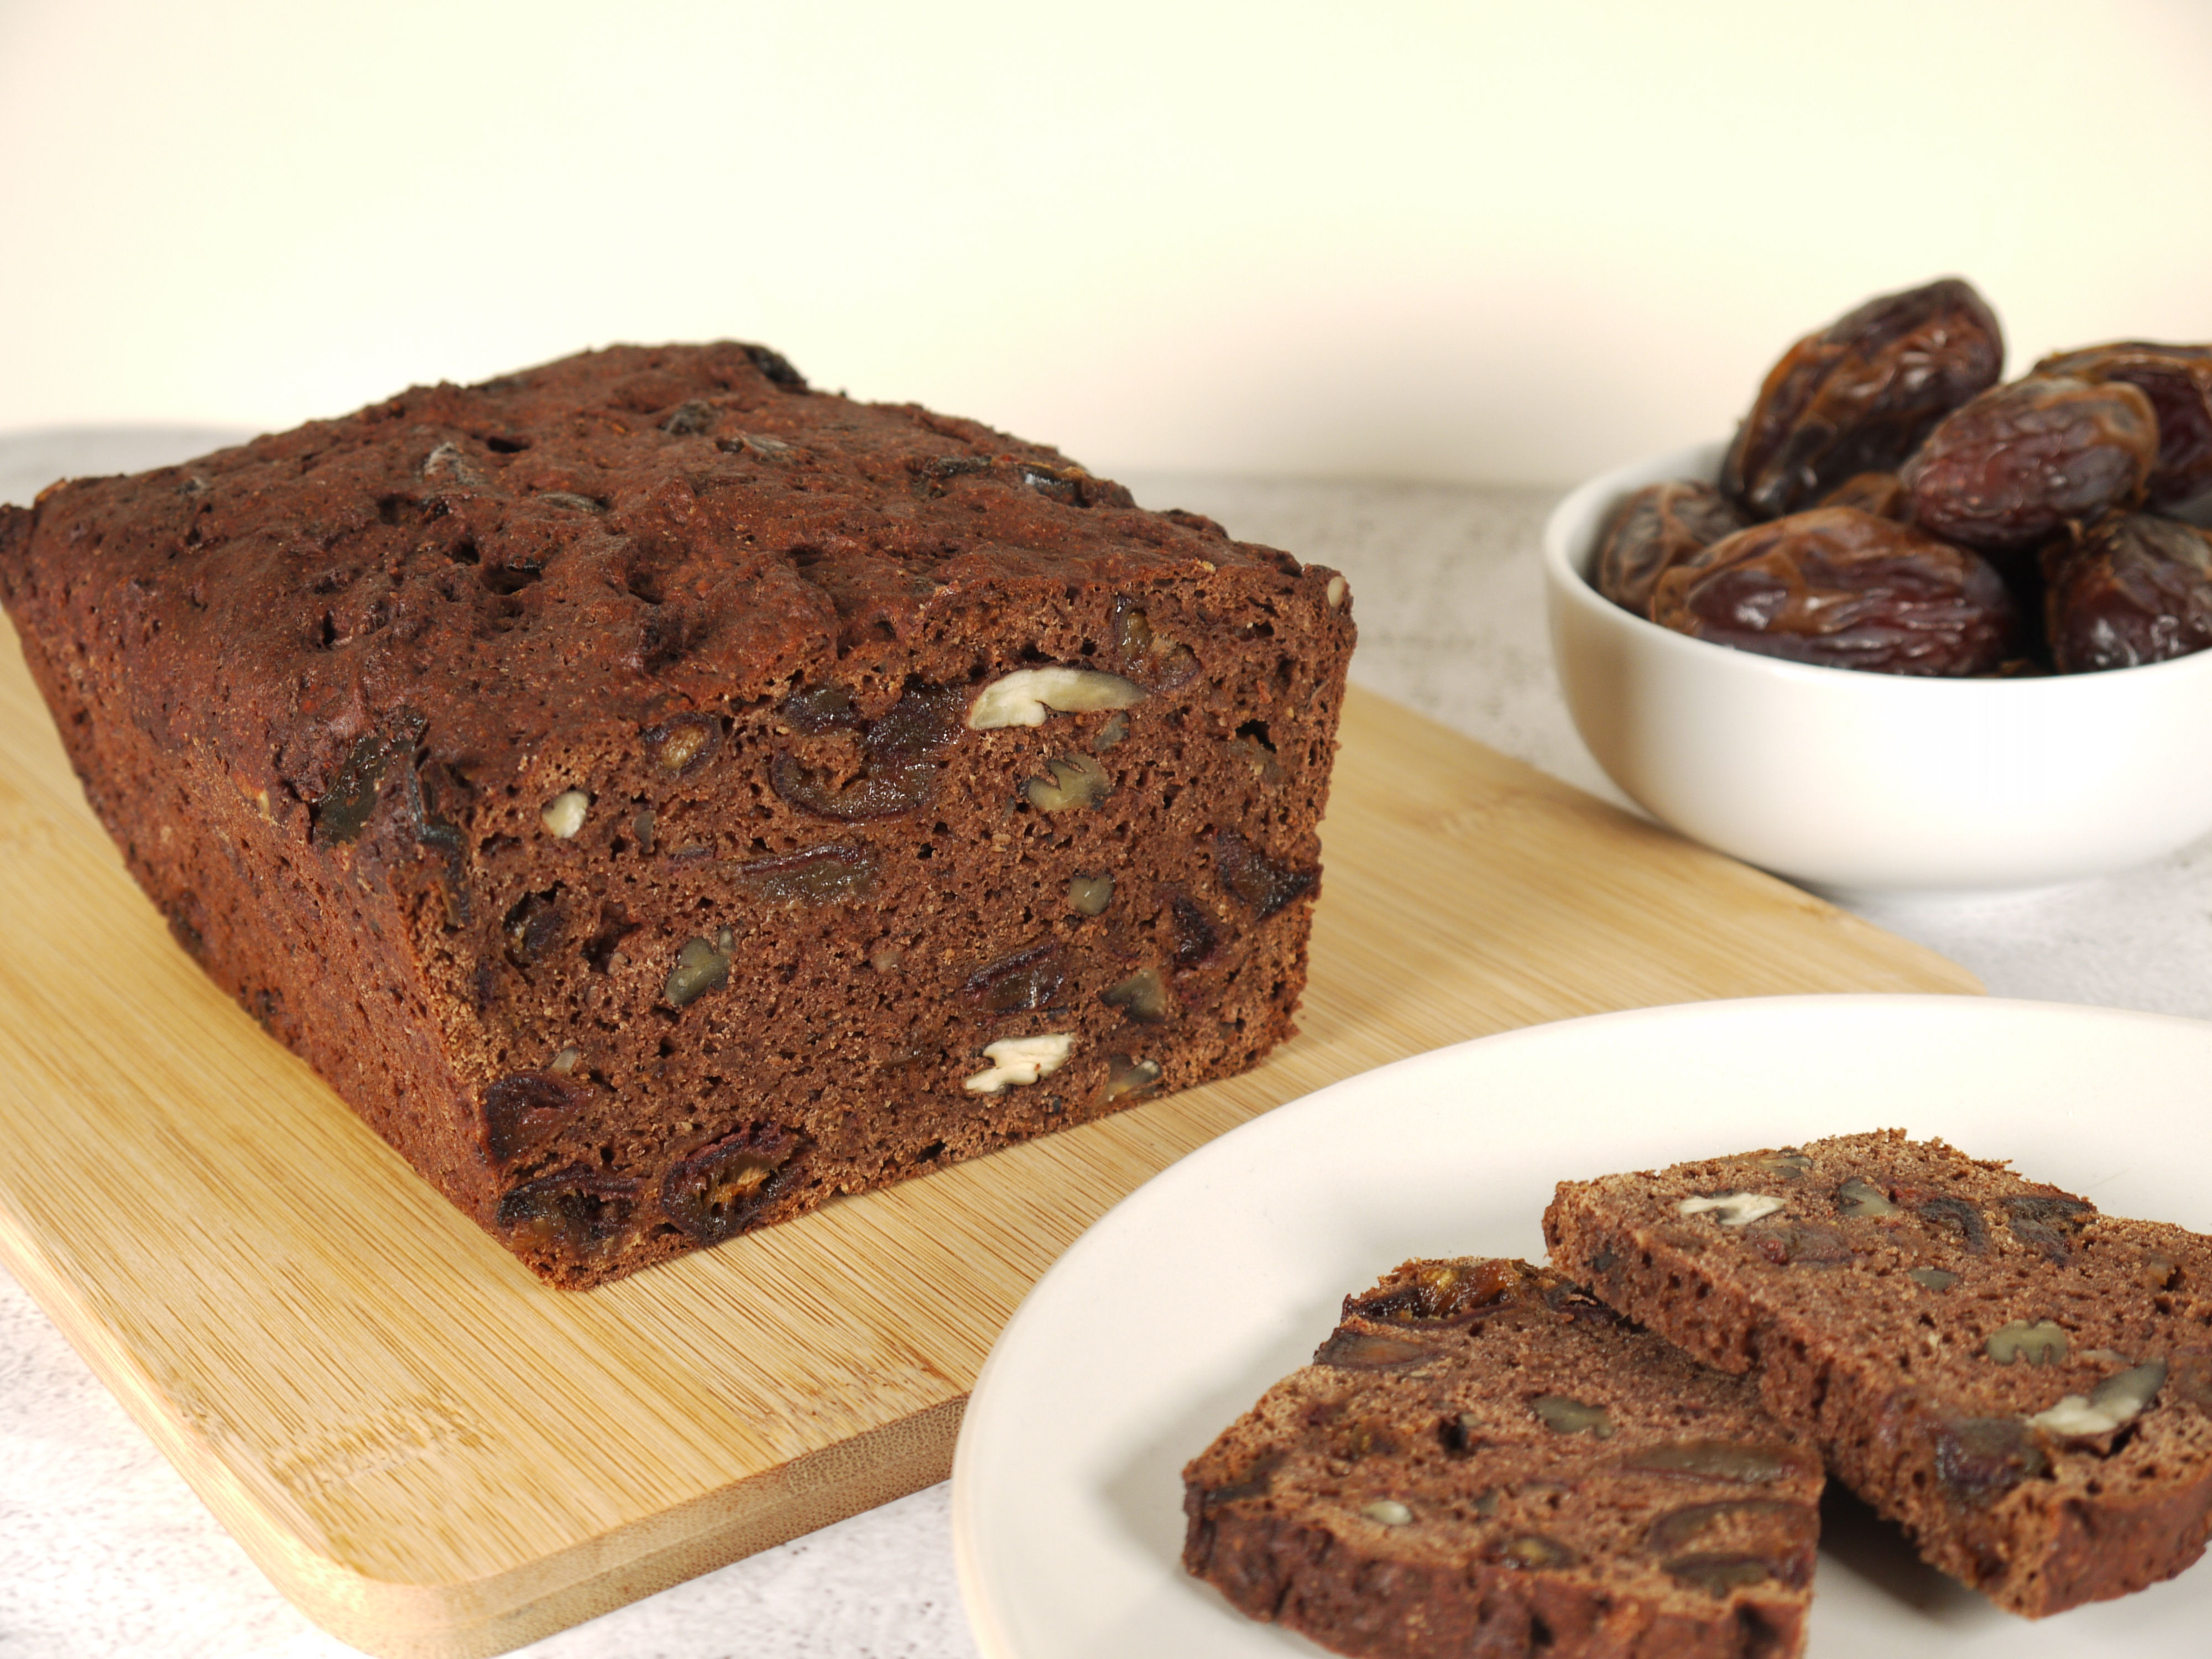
<box><xmin>0</xmin><ymin>341</ymin><xmax>1295</xmax><ymax>841</ymax></box>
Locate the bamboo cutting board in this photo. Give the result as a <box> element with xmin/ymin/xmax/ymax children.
<box><xmin>0</xmin><ymin>614</ymin><xmax>1976</xmax><ymax>1658</ymax></box>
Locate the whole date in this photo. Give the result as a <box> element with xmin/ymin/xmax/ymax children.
<box><xmin>1594</xmin><ymin>480</ymin><xmax>1747</xmax><ymax>617</ymax></box>
<box><xmin>2033</xmin><ymin>341</ymin><xmax>2212</xmax><ymax>509</ymax></box>
<box><xmin>2043</xmin><ymin>513</ymin><xmax>2212</xmax><ymax>672</ymax></box>
<box><xmin>1650</xmin><ymin>507</ymin><xmax>2016</xmax><ymax>676</ymax></box>
<box><xmin>1902</xmin><ymin>375</ymin><xmax>2157</xmax><ymax>551</ymax></box>
<box><xmin>1722</xmin><ymin>278</ymin><xmax>2004</xmax><ymax>520</ymax></box>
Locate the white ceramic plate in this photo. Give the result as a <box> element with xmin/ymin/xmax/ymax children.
<box><xmin>953</xmin><ymin>996</ymin><xmax>2212</xmax><ymax>1657</ymax></box>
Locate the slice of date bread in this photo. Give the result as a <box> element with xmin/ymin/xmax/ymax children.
<box><xmin>0</xmin><ymin>342</ymin><xmax>1353</xmax><ymax>1287</ymax></box>
<box><xmin>1182</xmin><ymin>1259</ymin><xmax>1823</xmax><ymax>1659</ymax></box>
<box><xmin>1544</xmin><ymin>1131</ymin><xmax>2212</xmax><ymax>1616</ymax></box>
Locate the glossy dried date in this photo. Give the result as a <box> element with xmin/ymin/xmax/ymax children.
<box><xmin>780</xmin><ymin>681</ymin><xmax>860</xmax><ymax>733</ymax></box>
<box><xmin>731</xmin><ymin>843</ymin><xmax>878</xmax><ymax>901</ymax></box>
<box><xmin>1164</xmin><ymin>891</ymin><xmax>1219</xmax><ymax>970</ymax></box>
<box><xmin>500</xmin><ymin>889</ymin><xmax>564</xmax><ymax>972</ymax></box>
<box><xmin>661</xmin><ymin>1124</ymin><xmax>806</xmax><ymax>1243</ymax></box>
<box><xmin>770</xmin><ymin>753</ymin><xmax>937</xmax><ymax>820</ymax></box>
<box><xmin>314</xmin><ymin>727</ymin><xmax>400</xmax><ymax>846</ymax></box>
<box><xmin>1723</xmin><ymin>278</ymin><xmax>2004</xmax><ymax>519</ymax></box>
<box><xmin>964</xmin><ymin>941</ymin><xmax>1071</xmax><ymax>1014</ymax></box>
<box><xmin>1650</xmin><ymin>507</ymin><xmax>2016</xmax><ymax>675</ymax></box>
<box><xmin>1594</xmin><ymin>481</ymin><xmax>1748</xmax><ymax>617</ymax></box>
<box><xmin>481</xmin><ymin>1071</ymin><xmax>588</xmax><ymax>1167</ymax></box>
<box><xmin>1902</xmin><ymin>375</ymin><xmax>2157</xmax><ymax>551</ymax></box>
<box><xmin>770</xmin><ymin>678</ymin><xmax>964</xmax><ymax>821</ymax></box>
<box><xmin>497</xmin><ymin>1167</ymin><xmax>638</xmax><ymax>1254</ymax></box>
<box><xmin>1213</xmin><ymin>830</ymin><xmax>1317</xmax><ymax>917</ymax></box>
<box><xmin>2034</xmin><ymin>342</ymin><xmax>2212</xmax><ymax>509</ymax></box>
<box><xmin>2043</xmin><ymin>512</ymin><xmax>2212</xmax><ymax>672</ymax></box>
<box><xmin>1114</xmin><ymin>598</ymin><xmax>1201</xmax><ymax>690</ymax></box>
<box><xmin>1933</xmin><ymin>1416</ymin><xmax>2046</xmax><ymax>1508</ymax></box>
<box><xmin>865</xmin><ymin>681</ymin><xmax>967</xmax><ymax>762</ymax></box>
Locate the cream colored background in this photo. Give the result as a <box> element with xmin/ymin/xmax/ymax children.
<box><xmin>2</xmin><ymin>0</ymin><xmax>2209</xmax><ymax>484</ymax></box>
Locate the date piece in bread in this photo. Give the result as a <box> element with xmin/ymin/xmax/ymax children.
<box><xmin>1545</xmin><ymin>1130</ymin><xmax>2212</xmax><ymax>1616</ymax></box>
<box><xmin>1182</xmin><ymin>1258</ymin><xmax>1822</xmax><ymax>1659</ymax></box>
<box><xmin>0</xmin><ymin>342</ymin><xmax>1353</xmax><ymax>1287</ymax></box>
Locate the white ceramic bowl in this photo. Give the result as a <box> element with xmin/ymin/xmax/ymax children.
<box><xmin>1543</xmin><ymin>442</ymin><xmax>2212</xmax><ymax>895</ymax></box>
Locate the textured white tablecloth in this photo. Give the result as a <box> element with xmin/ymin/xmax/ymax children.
<box><xmin>5</xmin><ymin>432</ymin><xmax>2209</xmax><ymax>1658</ymax></box>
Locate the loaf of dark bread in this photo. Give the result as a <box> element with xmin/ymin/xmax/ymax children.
<box><xmin>1545</xmin><ymin>1130</ymin><xmax>2212</xmax><ymax>1615</ymax></box>
<box><xmin>1182</xmin><ymin>1258</ymin><xmax>1822</xmax><ymax>1658</ymax></box>
<box><xmin>0</xmin><ymin>342</ymin><xmax>1353</xmax><ymax>1286</ymax></box>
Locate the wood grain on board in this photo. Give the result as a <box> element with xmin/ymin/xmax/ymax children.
<box><xmin>0</xmin><ymin>614</ymin><xmax>1978</xmax><ymax>1657</ymax></box>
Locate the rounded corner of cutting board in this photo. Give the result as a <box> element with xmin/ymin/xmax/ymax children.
<box><xmin>222</xmin><ymin>1395</ymin><xmax>971</xmax><ymax>1659</ymax></box>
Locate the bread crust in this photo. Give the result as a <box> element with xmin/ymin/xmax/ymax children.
<box><xmin>1545</xmin><ymin>1131</ymin><xmax>2212</xmax><ymax>1615</ymax></box>
<box><xmin>0</xmin><ymin>343</ymin><xmax>1354</xmax><ymax>1285</ymax></box>
<box><xmin>1183</xmin><ymin>1259</ymin><xmax>1820</xmax><ymax>1658</ymax></box>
